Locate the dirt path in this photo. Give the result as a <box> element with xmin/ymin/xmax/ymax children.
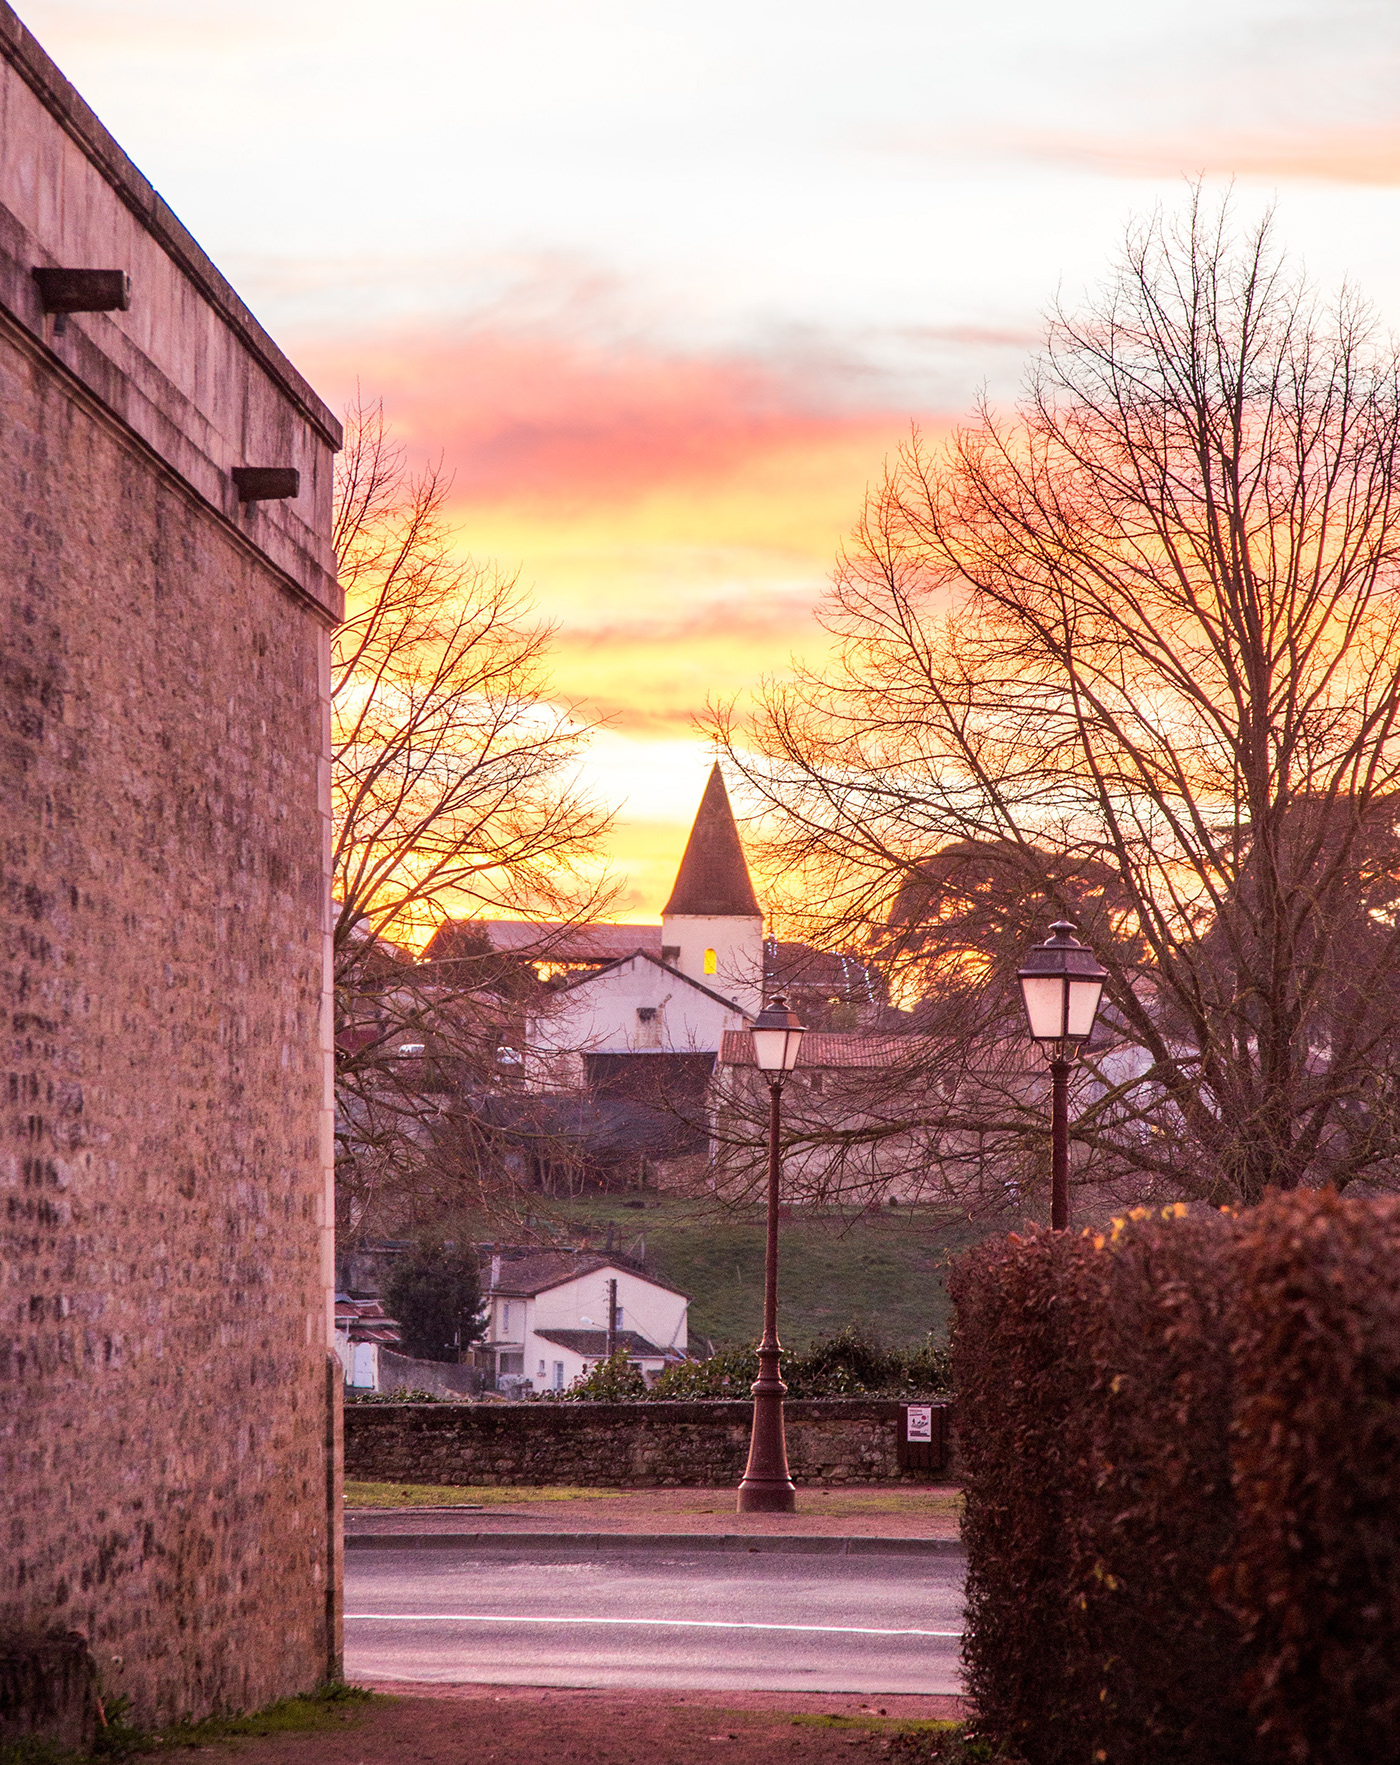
<box><xmin>222</xmin><ymin>1685</ymin><xmax>970</xmax><ymax>1764</ymax></box>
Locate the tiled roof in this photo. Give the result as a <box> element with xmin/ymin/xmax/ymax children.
<box><xmin>489</xmin><ymin>1251</ymin><xmax>610</xmax><ymax>1294</ymax></box>
<box><xmin>423</xmin><ymin>920</ymin><xmax>664</xmax><ymax>965</ymax></box>
<box><xmin>334</xmin><ymin>1294</ymin><xmax>402</xmax><ymax>1344</ymax></box>
<box><xmin>534</xmin><ymin>1328</ymin><xmax>673</xmax><ymax>1359</ymax></box>
<box><xmin>661</xmin><ymin>764</ymin><xmax>762</xmax><ymax>919</ymax></box>
<box><xmin>718</xmin><ymin>1030</ymin><xmax>907</xmax><ymax>1069</ymax></box>
<box><xmin>486</xmin><ymin>1249</ymin><xmax>690</xmax><ymax>1301</ymax></box>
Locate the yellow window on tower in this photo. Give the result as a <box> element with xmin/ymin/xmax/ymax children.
<box><xmin>703</xmin><ymin>947</ymin><xmax>717</xmax><ymax>975</ymax></box>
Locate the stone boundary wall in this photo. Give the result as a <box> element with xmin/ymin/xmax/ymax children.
<box><xmin>377</xmin><ymin>1349</ymin><xmax>483</xmax><ymax>1400</ymax></box>
<box><xmin>345</xmin><ymin>1399</ymin><xmax>955</xmax><ymax>1488</ymax></box>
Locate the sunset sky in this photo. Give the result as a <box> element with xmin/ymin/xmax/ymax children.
<box><xmin>21</xmin><ymin>0</ymin><xmax>1400</xmax><ymax>917</ymax></box>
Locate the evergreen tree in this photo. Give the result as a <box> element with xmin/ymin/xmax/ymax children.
<box><xmin>383</xmin><ymin>1244</ymin><xmax>487</xmax><ymax>1363</ymax></box>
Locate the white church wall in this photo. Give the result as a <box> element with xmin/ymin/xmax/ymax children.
<box><xmin>526</xmin><ymin>952</ymin><xmax>747</xmax><ymax>1081</ymax></box>
<box><xmin>660</xmin><ymin>911</ymin><xmax>764</xmax><ymax>1016</ymax></box>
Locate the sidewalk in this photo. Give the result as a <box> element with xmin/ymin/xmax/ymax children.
<box><xmin>346</xmin><ymin>1484</ymin><xmax>963</xmax><ymax>1542</ymax></box>
<box><xmin>224</xmin><ymin>1685</ymin><xmax>972</xmax><ymax>1765</ymax></box>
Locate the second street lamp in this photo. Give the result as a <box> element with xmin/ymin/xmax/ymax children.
<box><xmin>736</xmin><ymin>994</ymin><xmax>806</xmax><ymax>1513</ymax></box>
<box><xmin>1017</xmin><ymin>921</ymin><xmax>1107</xmax><ymax>1231</ymax></box>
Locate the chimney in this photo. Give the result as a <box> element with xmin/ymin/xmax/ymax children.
<box><xmin>490</xmin><ymin>1254</ymin><xmax>501</xmax><ymax>1291</ymax></box>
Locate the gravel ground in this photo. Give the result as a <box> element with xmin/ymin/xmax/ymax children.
<box><xmin>219</xmin><ymin>1684</ymin><xmax>971</xmax><ymax>1764</ymax></box>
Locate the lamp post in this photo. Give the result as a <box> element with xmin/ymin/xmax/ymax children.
<box><xmin>736</xmin><ymin>994</ymin><xmax>806</xmax><ymax>1513</ymax></box>
<box><xmin>1017</xmin><ymin>922</ymin><xmax>1107</xmax><ymax>1230</ymax></box>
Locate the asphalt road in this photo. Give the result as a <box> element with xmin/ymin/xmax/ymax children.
<box><xmin>345</xmin><ymin>1544</ymin><xmax>965</xmax><ymax>1694</ymax></box>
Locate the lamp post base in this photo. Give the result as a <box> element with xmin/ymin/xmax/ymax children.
<box><xmin>736</xmin><ymin>1360</ymin><xmax>796</xmax><ymax>1513</ymax></box>
<box><xmin>736</xmin><ymin>1479</ymin><xmax>797</xmax><ymax>1513</ymax></box>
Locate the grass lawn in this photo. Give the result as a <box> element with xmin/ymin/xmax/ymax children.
<box><xmin>345</xmin><ymin>1480</ymin><xmax>626</xmax><ymax>1507</ymax></box>
<box><xmin>536</xmin><ymin>1197</ymin><xmax>1005</xmax><ymax>1349</ymax></box>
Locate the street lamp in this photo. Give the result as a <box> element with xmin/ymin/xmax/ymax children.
<box><xmin>736</xmin><ymin>993</ymin><xmax>806</xmax><ymax>1513</ymax></box>
<box><xmin>1017</xmin><ymin>921</ymin><xmax>1107</xmax><ymax>1231</ymax></box>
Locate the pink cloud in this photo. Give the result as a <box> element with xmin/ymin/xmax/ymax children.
<box><xmin>294</xmin><ymin>326</ymin><xmax>915</xmax><ymax>510</ymax></box>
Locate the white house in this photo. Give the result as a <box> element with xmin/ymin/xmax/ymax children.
<box><xmin>476</xmin><ymin>1248</ymin><xmax>689</xmax><ymax>1391</ymax></box>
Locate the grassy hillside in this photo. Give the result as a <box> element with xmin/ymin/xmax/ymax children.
<box><xmin>541</xmin><ymin>1197</ymin><xmax>1004</xmax><ymax>1350</ymax></box>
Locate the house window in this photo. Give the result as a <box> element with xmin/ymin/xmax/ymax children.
<box><xmin>500</xmin><ymin>1301</ymin><xmax>511</xmax><ymax>1335</ymax></box>
<box><xmin>553</xmin><ymin>1362</ymin><xmax>565</xmax><ymax>1390</ymax></box>
<box><xmin>538</xmin><ymin>1360</ymin><xmax>546</xmax><ymax>1379</ymax></box>
<box><xmin>499</xmin><ymin>1352</ymin><xmax>524</xmax><ymax>1375</ymax></box>
<box><xmin>703</xmin><ymin>947</ymin><xmax>717</xmax><ymax>974</ymax></box>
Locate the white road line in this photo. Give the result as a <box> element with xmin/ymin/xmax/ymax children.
<box><xmin>345</xmin><ymin>1614</ymin><xmax>961</xmax><ymax>1639</ymax></box>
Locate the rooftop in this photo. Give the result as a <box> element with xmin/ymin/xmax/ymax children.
<box><xmin>661</xmin><ymin>763</ymin><xmax>762</xmax><ymax>920</ymax></box>
<box><xmin>718</xmin><ymin>1030</ymin><xmax>910</xmax><ymax>1069</ymax></box>
<box><xmin>486</xmin><ymin>1247</ymin><xmax>690</xmax><ymax>1301</ymax></box>
<box><xmin>422</xmin><ymin>920</ymin><xmax>665</xmax><ymax>966</ymax></box>
<box><xmin>534</xmin><ymin>1327</ymin><xmax>676</xmax><ymax>1360</ymax></box>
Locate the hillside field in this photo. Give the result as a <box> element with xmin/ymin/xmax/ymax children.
<box><xmin>541</xmin><ymin>1197</ymin><xmax>1008</xmax><ymax>1350</ymax></box>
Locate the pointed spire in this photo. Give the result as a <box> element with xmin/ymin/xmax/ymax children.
<box><xmin>661</xmin><ymin>763</ymin><xmax>762</xmax><ymax>918</ymax></box>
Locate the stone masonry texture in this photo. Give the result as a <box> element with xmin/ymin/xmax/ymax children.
<box><xmin>0</xmin><ymin>5</ymin><xmax>342</xmax><ymax>1734</ymax></box>
<box><xmin>344</xmin><ymin>1400</ymin><xmax>951</xmax><ymax>1488</ymax></box>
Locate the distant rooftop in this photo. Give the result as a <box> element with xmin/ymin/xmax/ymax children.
<box><xmin>661</xmin><ymin>763</ymin><xmax>762</xmax><ymax>920</ymax></box>
<box><xmin>534</xmin><ymin>1327</ymin><xmax>676</xmax><ymax>1360</ymax></box>
<box><xmin>485</xmin><ymin>1246</ymin><xmax>690</xmax><ymax>1301</ymax></box>
<box><xmin>718</xmin><ymin>1030</ymin><xmax>909</xmax><ymax>1069</ymax></box>
<box><xmin>421</xmin><ymin>919</ymin><xmax>664</xmax><ymax>967</ymax></box>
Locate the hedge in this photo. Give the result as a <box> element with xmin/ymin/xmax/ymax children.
<box><xmin>547</xmin><ymin>1325</ymin><xmax>952</xmax><ymax>1402</ymax></box>
<box><xmin>1226</xmin><ymin>1191</ymin><xmax>1400</xmax><ymax>1765</ymax></box>
<box><xmin>950</xmin><ymin>1191</ymin><xmax>1400</xmax><ymax>1765</ymax></box>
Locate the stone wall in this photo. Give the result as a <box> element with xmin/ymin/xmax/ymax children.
<box><xmin>345</xmin><ymin>1399</ymin><xmax>953</xmax><ymax>1488</ymax></box>
<box><xmin>377</xmin><ymin>1350</ymin><xmax>483</xmax><ymax>1401</ymax></box>
<box><xmin>0</xmin><ymin>3</ymin><xmax>341</xmax><ymax>1735</ymax></box>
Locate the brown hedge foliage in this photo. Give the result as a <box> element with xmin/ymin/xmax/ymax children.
<box><xmin>952</xmin><ymin>1207</ymin><xmax>1251</xmax><ymax>1764</ymax></box>
<box><xmin>1225</xmin><ymin>1190</ymin><xmax>1400</xmax><ymax>1765</ymax></box>
<box><xmin>1060</xmin><ymin>1208</ymin><xmax>1251</xmax><ymax>1765</ymax></box>
<box><xmin>950</xmin><ymin>1227</ymin><xmax>1087</xmax><ymax>1762</ymax></box>
<box><xmin>953</xmin><ymin>1194</ymin><xmax>1400</xmax><ymax>1765</ymax></box>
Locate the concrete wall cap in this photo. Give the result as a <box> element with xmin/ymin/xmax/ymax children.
<box><xmin>0</xmin><ymin>2</ymin><xmax>341</xmax><ymax>450</ymax></box>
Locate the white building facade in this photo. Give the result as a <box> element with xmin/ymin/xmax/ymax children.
<box><xmin>526</xmin><ymin>951</ymin><xmax>749</xmax><ymax>1089</ymax></box>
<box><xmin>476</xmin><ymin>1250</ymin><xmax>689</xmax><ymax>1391</ymax></box>
<box><xmin>524</xmin><ymin>764</ymin><xmax>766</xmax><ymax>1085</ymax></box>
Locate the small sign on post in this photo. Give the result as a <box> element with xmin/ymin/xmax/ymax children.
<box><xmin>896</xmin><ymin>1402</ymin><xmax>946</xmax><ymax>1475</ymax></box>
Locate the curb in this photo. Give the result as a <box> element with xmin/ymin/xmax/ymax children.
<box><xmin>345</xmin><ymin>1531</ymin><xmax>965</xmax><ymax>1558</ymax></box>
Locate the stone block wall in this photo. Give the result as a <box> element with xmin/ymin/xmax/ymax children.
<box><xmin>344</xmin><ymin>1399</ymin><xmax>954</xmax><ymax>1488</ymax></box>
<box><xmin>0</xmin><ymin>4</ymin><xmax>341</xmax><ymax>1733</ymax></box>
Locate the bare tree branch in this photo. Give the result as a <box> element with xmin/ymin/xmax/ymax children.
<box><xmin>714</xmin><ymin>194</ymin><xmax>1400</xmax><ymax>1208</ymax></box>
<box><xmin>332</xmin><ymin>399</ymin><xmax>618</xmax><ymax>1237</ymax></box>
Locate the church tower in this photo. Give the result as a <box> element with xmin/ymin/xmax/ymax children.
<box><xmin>661</xmin><ymin>763</ymin><xmax>764</xmax><ymax>1018</ymax></box>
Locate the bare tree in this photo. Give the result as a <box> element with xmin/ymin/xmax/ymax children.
<box><xmin>332</xmin><ymin>401</ymin><xmax>615</xmax><ymax>1236</ymax></box>
<box><xmin>717</xmin><ymin>195</ymin><xmax>1400</xmax><ymax>1208</ymax></box>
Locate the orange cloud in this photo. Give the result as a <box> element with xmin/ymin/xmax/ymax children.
<box><xmin>295</xmin><ymin>322</ymin><xmax>949</xmax><ymax>913</ymax></box>
<box><xmin>1013</xmin><ymin>125</ymin><xmax>1400</xmax><ymax>188</ymax></box>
